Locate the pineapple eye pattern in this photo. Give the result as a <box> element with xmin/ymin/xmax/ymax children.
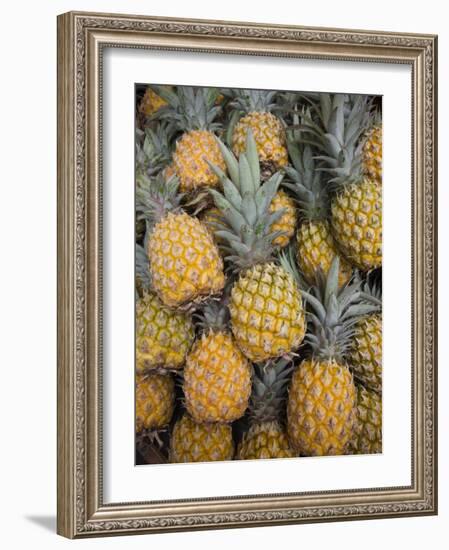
<box><xmin>135</xmin><ymin>84</ymin><xmax>382</xmax><ymax>465</ymax></box>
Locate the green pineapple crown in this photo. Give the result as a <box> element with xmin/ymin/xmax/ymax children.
<box><xmin>229</xmin><ymin>89</ymin><xmax>279</xmax><ymax>114</ymax></box>
<box><xmin>357</xmin><ymin>269</ymin><xmax>382</xmax><ymax>306</ymax></box>
<box><xmin>207</xmin><ymin>130</ymin><xmax>285</xmax><ymax>270</ymax></box>
<box><xmin>302</xmin><ymin>93</ymin><xmax>372</xmax><ymax>185</ymax></box>
<box><xmin>299</xmin><ymin>257</ymin><xmax>380</xmax><ymax>362</ymax></box>
<box><xmin>136</xmin><ymin>172</ymin><xmax>182</xmax><ymax>228</ymax></box>
<box><xmin>282</xmin><ymin>136</ymin><xmax>329</xmax><ymax>221</ymax></box>
<box><xmin>249</xmin><ymin>358</ymin><xmax>293</xmax><ymax>424</ymax></box>
<box><xmin>151</xmin><ymin>85</ymin><xmax>222</xmax><ymax>132</ymax></box>
<box><xmin>136</xmin><ymin>121</ymin><xmax>176</xmax><ymax>177</ymax></box>
<box><xmin>195</xmin><ymin>292</ymin><xmax>231</xmax><ymax>334</ymax></box>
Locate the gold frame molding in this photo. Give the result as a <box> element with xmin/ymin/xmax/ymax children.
<box><xmin>57</xmin><ymin>11</ymin><xmax>438</xmax><ymax>538</ymax></box>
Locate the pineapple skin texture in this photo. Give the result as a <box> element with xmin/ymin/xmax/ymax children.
<box><xmin>229</xmin><ymin>263</ymin><xmax>306</xmax><ymax>362</ymax></box>
<box><xmin>148</xmin><ymin>212</ymin><xmax>225</xmax><ymax>308</ymax></box>
<box><xmin>184</xmin><ymin>331</ymin><xmax>252</xmax><ymax>423</ymax></box>
<box><xmin>348</xmin><ymin>314</ymin><xmax>382</xmax><ymax>393</ymax></box>
<box><xmin>232</xmin><ymin>112</ymin><xmax>288</xmax><ymax>171</ymax></box>
<box><xmin>174</xmin><ymin>130</ymin><xmax>226</xmax><ymax>193</ymax></box>
<box><xmin>139</xmin><ymin>88</ymin><xmax>167</xmax><ymax>116</ymax></box>
<box><xmin>135</xmin><ymin>372</ymin><xmax>175</xmax><ymax>432</ymax></box>
<box><xmin>270</xmin><ymin>190</ymin><xmax>297</xmax><ymax>248</ymax></box>
<box><xmin>349</xmin><ymin>385</ymin><xmax>382</xmax><ymax>454</ymax></box>
<box><xmin>170</xmin><ymin>415</ymin><xmax>234</xmax><ymax>463</ymax></box>
<box><xmin>136</xmin><ymin>292</ymin><xmax>194</xmax><ymax>372</ymax></box>
<box><xmin>363</xmin><ymin>125</ymin><xmax>382</xmax><ymax>183</ymax></box>
<box><xmin>296</xmin><ymin>220</ymin><xmax>352</xmax><ymax>287</ymax></box>
<box><xmin>287</xmin><ymin>359</ymin><xmax>356</xmax><ymax>456</ymax></box>
<box><xmin>331</xmin><ymin>178</ymin><xmax>382</xmax><ymax>271</ymax></box>
<box><xmin>237</xmin><ymin>421</ymin><xmax>295</xmax><ymax>460</ymax></box>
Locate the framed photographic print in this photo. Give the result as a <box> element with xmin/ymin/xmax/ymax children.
<box><xmin>57</xmin><ymin>11</ymin><xmax>438</xmax><ymax>538</ymax></box>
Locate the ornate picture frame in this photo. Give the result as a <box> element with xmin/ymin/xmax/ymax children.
<box><xmin>57</xmin><ymin>11</ymin><xmax>438</xmax><ymax>538</ymax></box>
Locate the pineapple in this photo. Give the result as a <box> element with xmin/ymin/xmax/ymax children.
<box><xmin>303</xmin><ymin>94</ymin><xmax>382</xmax><ymax>271</ymax></box>
<box><xmin>347</xmin><ymin>273</ymin><xmax>382</xmax><ymax>392</ymax></box>
<box><xmin>136</xmin><ymin>291</ymin><xmax>195</xmax><ymax>372</ymax></box>
<box><xmin>184</xmin><ymin>299</ymin><xmax>252</xmax><ymax>423</ymax></box>
<box><xmin>269</xmin><ymin>190</ymin><xmax>297</xmax><ymax>248</ymax></box>
<box><xmin>362</xmin><ymin>110</ymin><xmax>382</xmax><ymax>183</ymax></box>
<box><xmin>230</xmin><ymin>90</ymin><xmax>288</xmax><ymax>178</ymax></box>
<box><xmin>136</xmin><ymin>372</ymin><xmax>175</xmax><ymax>432</ymax></box>
<box><xmin>286</xmin><ymin>257</ymin><xmax>379</xmax><ymax>456</ymax></box>
<box><xmin>137</xmin><ymin>174</ymin><xmax>225</xmax><ymax>308</ymax></box>
<box><xmin>138</xmin><ymin>86</ymin><xmax>168</xmax><ymax>117</ymax></box>
<box><xmin>152</xmin><ymin>86</ymin><xmax>226</xmax><ymax>193</ymax></box>
<box><xmin>237</xmin><ymin>359</ymin><xmax>295</xmax><ymax>460</ymax></box>
<box><xmin>169</xmin><ymin>414</ymin><xmax>234</xmax><ymax>463</ymax></box>
<box><xmin>208</xmin><ymin>131</ymin><xmax>306</xmax><ymax>362</ymax></box>
<box><xmin>349</xmin><ymin>385</ymin><xmax>382</xmax><ymax>454</ymax></box>
<box><xmin>135</xmin><ymin>243</ymin><xmax>195</xmax><ymax>371</ymax></box>
<box><xmin>283</xmin><ymin>137</ymin><xmax>352</xmax><ymax>286</ymax></box>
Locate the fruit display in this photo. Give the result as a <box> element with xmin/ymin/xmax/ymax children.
<box><xmin>135</xmin><ymin>85</ymin><xmax>383</xmax><ymax>465</ymax></box>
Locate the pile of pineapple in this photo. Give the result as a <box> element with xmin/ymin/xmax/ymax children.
<box><xmin>135</xmin><ymin>85</ymin><xmax>383</xmax><ymax>464</ymax></box>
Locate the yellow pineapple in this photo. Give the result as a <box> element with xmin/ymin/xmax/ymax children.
<box><xmin>331</xmin><ymin>179</ymin><xmax>382</xmax><ymax>271</ymax></box>
<box><xmin>348</xmin><ymin>385</ymin><xmax>382</xmax><ymax>455</ymax></box>
<box><xmin>208</xmin><ymin>132</ymin><xmax>306</xmax><ymax>362</ymax></box>
<box><xmin>137</xmin><ymin>174</ymin><xmax>225</xmax><ymax>308</ymax></box>
<box><xmin>304</xmin><ymin>94</ymin><xmax>382</xmax><ymax>271</ymax></box>
<box><xmin>283</xmin><ymin>137</ymin><xmax>351</xmax><ymax>286</ymax></box>
<box><xmin>347</xmin><ymin>274</ymin><xmax>382</xmax><ymax>392</ymax></box>
<box><xmin>238</xmin><ymin>359</ymin><xmax>295</xmax><ymax>460</ymax></box>
<box><xmin>136</xmin><ymin>291</ymin><xmax>195</xmax><ymax>372</ymax></box>
<box><xmin>170</xmin><ymin>414</ymin><xmax>234</xmax><ymax>463</ymax></box>
<box><xmin>138</xmin><ymin>86</ymin><xmax>168</xmax><ymax>117</ymax></box>
<box><xmin>269</xmin><ymin>190</ymin><xmax>297</xmax><ymax>248</ymax></box>
<box><xmin>136</xmin><ymin>372</ymin><xmax>175</xmax><ymax>432</ymax></box>
<box><xmin>362</xmin><ymin>112</ymin><xmax>382</xmax><ymax>183</ymax></box>
<box><xmin>287</xmin><ymin>258</ymin><xmax>379</xmax><ymax>456</ymax></box>
<box><xmin>135</xmin><ymin>243</ymin><xmax>195</xmax><ymax>371</ymax></box>
<box><xmin>230</xmin><ymin>263</ymin><xmax>305</xmax><ymax>362</ymax></box>
<box><xmin>151</xmin><ymin>86</ymin><xmax>226</xmax><ymax>193</ymax></box>
<box><xmin>231</xmin><ymin>90</ymin><xmax>288</xmax><ymax>178</ymax></box>
<box><xmin>184</xmin><ymin>300</ymin><xmax>251</xmax><ymax>423</ymax></box>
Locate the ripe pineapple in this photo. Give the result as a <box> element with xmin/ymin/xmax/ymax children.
<box><xmin>286</xmin><ymin>257</ymin><xmax>379</xmax><ymax>456</ymax></box>
<box><xmin>269</xmin><ymin>190</ymin><xmax>297</xmax><ymax>248</ymax></box>
<box><xmin>237</xmin><ymin>359</ymin><xmax>295</xmax><ymax>460</ymax></box>
<box><xmin>348</xmin><ymin>385</ymin><xmax>382</xmax><ymax>454</ymax></box>
<box><xmin>136</xmin><ymin>291</ymin><xmax>195</xmax><ymax>372</ymax></box>
<box><xmin>136</xmin><ymin>372</ymin><xmax>175</xmax><ymax>432</ymax></box>
<box><xmin>170</xmin><ymin>414</ymin><xmax>234</xmax><ymax>463</ymax></box>
<box><xmin>283</xmin><ymin>136</ymin><xmax>352</xmax><ymax>286</ymax></box>
<box><xmin>347</xmin><ymin>274</ymin><xmax>382</xmax><ymax>392</ymax></box>
<box><xmin>208</xmin><ymin>131</ymin><xmax>306</xmax><ymax>362</ymax></box>
<box><xmin>362</xmin><ymin>110</ymin><xmax>382</xmax><ymax>183</ymax></box>
<box><xmin>303</xmin><ymin>94</ymin><xmax>382</xmax><ymax>271</ymax></box>
<box><xmin>184</xmin><ymin>299</ymin><xmax>252</xmax><ymax>423</ymax></box>
<box><xmin>151</xmin><ymin>86</ymin><xmax>226</xmax><ymax>193</ymax></box>
<box><xmin>137</xmin><ymin>174</ymin><xmax>225</xmax><ymax>308</ymax></box>
<box><xmin>138</xmin><ymin>86</ymin><xmax>168</xmax><ymax>117</ymax></box>
<box><xmin>230</xmin><ymin>90</ymin><xmax>288</xmax><ymax>178</ymax></box>
<box><xmin>135</xmin><ymin>243</ymin><xmax>195</xmax><ymax>371</ymax></box>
